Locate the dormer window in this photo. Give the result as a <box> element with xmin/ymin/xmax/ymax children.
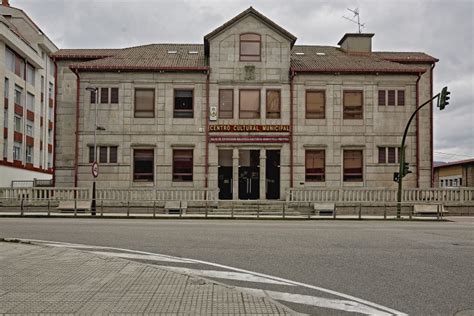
<box><xmin>240</xmin><ymin>33</ymin><xmax>261</xmax><ymax>61</ymax></box>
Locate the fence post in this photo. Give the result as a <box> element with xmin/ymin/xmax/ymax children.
<box><xmin>47</xmin><ymin>199</ymin><xmax>50</xmax><ymax>216</ymax></box>
<box><xmin>383</xmin><ymin>204</ymin><xmax>387</xmax><ymax>220</ymax></box>
<box><xmin>358</xmin><ymin>204</ymin><xmax>362</xmax><ymax>220</ymax></box>
<box><xmin>127</xmin><ymin>201</ymin><xmax>130</xmax><ymax>217</ymax></box>
<box><xmin>257</xmin><ymin>204</ymin><xmax>260</xmax><ymax>219</ymax></box>
<box><xmin>333</xmin><ymin>205</ymin><xmax>337</xmax><ymax>219</ymax></box>
<box><xmin>205</xmin><ymin>201</ymin><xmax>208</xmax><ymax>218</ymax></box>
<box><xmin>74</xmin><ymin>195</ymin><xmax>77</xmax><ymax>217</ymax></box>
<box><xmin>20</xmin><ymin>197</ymin><xmax>24</xmax><ymax>216</ymax></box>
<box><xmin>436</xmin><ymin>204</ymin><xmax>440</xmax><ymax>220</ymax></box>
<box><xmin>283</xmin><ymin>203</ymin><xmax>286</xmax><ymax>219</ymax></box>
<box><xmin>409</xmin><ymin>204</ymin><xmax>412</xmax><ymax>220</ymax></box>
<box><xmin>153</xmin><ymin>201</ymin><xmax>156</xmax><ymax>218</ymax></box>
<box><xmin>308</xmin><ymin>202</ymin><xmax>311</xmax><ymax>219</ymax></box>
<box><xmin>101</xmin><ymin>200</ymin><xmax>103</xmax><ymax>217</ymax></box>
<box><xmin>231</xmin><ymin>203</ymin><xmax>234</xmax><ymax>219</ymax></box>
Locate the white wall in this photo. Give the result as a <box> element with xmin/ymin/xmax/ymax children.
<box><xmin>0</xmin><ymin>165</ymin><xmax>52</xmax><ymax>187</ymax></box>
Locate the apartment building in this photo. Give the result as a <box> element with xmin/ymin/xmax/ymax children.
<box><xmin>0</xmin><ymin>0</ymin><xmax>57</xmax><ymax>186</ymax></box>
<box><xmin>434</xmin><ymin>159</ymin><xmax>474</xmax><ymax>188</ymax></box>
<box><xmin>53</xmin><ymin>7</ymin><xmax>437</xmax><ymax>200</ymax></box>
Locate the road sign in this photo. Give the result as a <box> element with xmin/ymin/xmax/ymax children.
<box><xmin>92</xmin><ymin>162</ymin><xmax>99</xmax><ymax>178</ymax></box>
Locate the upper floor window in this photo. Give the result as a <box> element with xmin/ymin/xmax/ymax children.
<box><xmin>5</xmin><ymin>48</ymin><xmax>15</xmax><ymax>72</ymax></box>
<box><xmin>266</xmin><ymin>90</ymin><xmax>280</xmax><ymax>119</ymax></box>
<box><xmin>306</xmin><ymin>90</ymin><xmax>325</xmax><ymax>119</ymax></box>
<box><xmin>305</xmin><ymin>150</ymin><xmax>325</xmax><ymax>182</ymax></box>
<box><xmin>134</xmin><ymin>88</ymin><xmax>154</xmax><ymax>118</ymax></box>
<box><xmin>343</xmin><ymin>150</ymin><xmax>363</xmax><ymax>182</ymax></box>
<box><xmin>239</xmin><ymin>89</ymin><xmax>260</xmax><ymax>119</ymax></box>
<box><xmin>240</xmin><ymin>33</ymin><xmax>261</xmax><ymax>62</ymax></box>
<box><xmin>26</xmin><ymin>64</ymin><xmax>35</xmax><ymax>86</ymax></box>
<box><xmin>14</xmin><ymin>86</ymin><xmax>23</xmax><ymax>106</ymax></box>
<box><xmin>378</xmin><ymin>89</ymin><xmax>405</xmax><ymax>106</ymax></box>
<box><xmin>94</xmin><ymin>87</ymin><xmax>120</xmax><ymax>104</ymax></box>
<box><xmin>378</xmin><ymin>146</ymin><xmax>399</xmax><ymax>164</ymax></box>
<box><xmin>343</xmin><ymin>90</ymin><xmax>363</xmax><ymax>119</ymax></box>
<box><xmin>133</xmin><ymin>149</ymin><xmax>154</xmax><ymax>182</ymax></box>
<box><xmin>174</xmin><ymin>89</ymin><xmax>193</xmax><ymax>118</ymax></box>
<box><xmin>4</xmin><ymin>78</ymin><xmax>9</xmax><ymax>99</ymax></box>
<box><xmin>219</xmin><ymin>89</ymin><xmax>233</xmax><ymax>119</ymax></box>
<box><xmin>173</xmin><ymin>149</ymin><xmax>193</xmax><ymax>182</ymax></box>
<box><xmin>27</xmin><ymin>93</ymin><xmax>34</xmax><ymax>111</ymax></box>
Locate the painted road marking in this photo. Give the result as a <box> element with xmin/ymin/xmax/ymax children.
<box><xmin>237</xmin><ymin>287</ymin><xmax>392</xmax><ymax>315</ymax></box>
<box><xmin>89</xmin><ymin>251</ymin><xmax>190</xmax><ymax>263</ymax></box>
<box><xmin>154</xmin><ymin>265</ymin><xmax>295</xmax><ymax>286</ymax></box>
<box><xmin>19</xmin><ymin>238</ymin><xmax>407</xmax><ymax>315</ymax></box>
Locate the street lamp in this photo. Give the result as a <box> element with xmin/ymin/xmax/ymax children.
<box><xmin>85</xmin><ymin>86</ymin><xmax>99</xmax><ymax>216</ymax></box>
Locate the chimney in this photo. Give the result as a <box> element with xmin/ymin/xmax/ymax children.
<box><xmin>338</xmin><ymin>33</ymin><xmax>374</xmax><ymax>55</ymax></box>
<box><xmin>2</xmin><ymin>0</ymin><xmax>10</xmax><ymax>6</ymax></box>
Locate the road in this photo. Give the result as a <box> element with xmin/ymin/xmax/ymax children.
<box><xmin>0</xmin><ymin>218</ymin><xmax>472</xmax><ymax>315</ymax></box>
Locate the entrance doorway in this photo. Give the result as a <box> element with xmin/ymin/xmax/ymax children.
<box><xmin>218</xmin><ymin>150</ymin><xmax>233</xmax><ymax>200</ymax></box>
<box><xmin>266</xmin><ymin>150</ymin><xmax>280</xmax><ymax>199</ymax></box>
<box><xmin>239</xmin><ymin>150</ymin><xmax>260</xmax><ymax>200</ymax></box>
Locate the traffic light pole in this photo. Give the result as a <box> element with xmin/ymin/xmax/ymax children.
<box><xmin>396</xmin><ymin>93</ymin><xmax>440</xmax><ymax>218</ymax></box>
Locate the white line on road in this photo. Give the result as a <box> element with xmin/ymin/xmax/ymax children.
<box><xmin>154</xmin><ymin>265</ymin><xmax>295</xmax><ymax>286</ymax></box>
<box><xmin>237</xmin><ymin>287</ymin><xmax>392</xmax><ymax>315</ymax></box>
<box><xmin>20</xmin><ymin>238</ymin><xmax>407</xmax><ymax>315</ymax></box>
<box><xmin>89</xmin><ymin>251</ymin><xmax>190</xmax><ymax>263</ymax></box>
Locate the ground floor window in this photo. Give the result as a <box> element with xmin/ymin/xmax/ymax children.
<box><xmin>173</xmin><ymin>149</ymin><xmax>193</xmax><ymax>182</ymax></box>
<box><xmin>305</xmin><ymin>150</ymin><xmax>325</xmax><ymax>182</ymax></box>
<box><xmin>343</xmin><ymin>150</ymin><xmax>363</xmax><ymax>182</ymax></box>
<box><xmin>133</xmin><ymin>149</ymin><xmax>154</xmax><ymax>182</ymax></box>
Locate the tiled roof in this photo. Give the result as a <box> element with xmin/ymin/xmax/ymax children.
<box><xmin>290</xmin><ymin>45</ymin><xmax>428</xmax><ymax>74</ymax></box>
<box><xmin>433</xmin><ymin>158</ymin><xmax>474</xmax><ymax>169</ymax></box>
<box><xmin>68</xmin><ymin>44</ymin><xmax>208</xmax><ymax>71</ymax></box>
<box><xmin>52</xmin><ymin>48</ymin><xmax>122</xmax><ymax>60</ymax></box>
<box><xmin>372</xmin><ymin>51</ymin><xmax>439</xmax><ymax>63</ymax></box>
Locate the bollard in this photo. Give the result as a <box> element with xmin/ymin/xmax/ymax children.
<box><xmin>100</xmin><ymin>200</ymin><xmax>103</xmax><ymax>217</ymax></box>
<box><xmin>358</xmin><ymin>204</ymin><xmax>362</xmax><ymax>220</ymax></box>
<box><xmin>153</xmin><ymin>201</ymin><xmax>156</xmax><ymax>218</ymax></box>
<box><xmin>47</xmin><ymin>200</ymin><xmax>50</xmax><ymax>216</ymax></box>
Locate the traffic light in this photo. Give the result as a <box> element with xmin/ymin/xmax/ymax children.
<box><xmin>438</xmin><ymin>86</ymin><xmax>450</xmax><ymax>110</ymax></box>
<box><xmin>393</xmin><ymin>172</ymin><xmax>400</xmax><ymax>183</ymax></box>
<box><xmin>402</xmin><ymin>162</ymin><xmax>412</xmax><ymax>177</ymax></box>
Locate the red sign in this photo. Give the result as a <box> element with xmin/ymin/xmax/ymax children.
<box><xmin>209</xmin><ymin>124</ymin><xmax>290</xmax><ymax>133</ymax></box>
<box><xmin>92</xmin><ymin>162</ymin><xmax>99</xmax><ymax>178</ymax></box>
<box><xmin>209</xmin><ymin>135</ymin><xmax>290</xmax><ymax>143</ymax></box>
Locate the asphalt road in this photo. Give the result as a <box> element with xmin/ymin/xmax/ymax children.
<box><xmin>0</xmin><ymin>218</ymin><xmax>472</xmax><ymax>315</ymax></box>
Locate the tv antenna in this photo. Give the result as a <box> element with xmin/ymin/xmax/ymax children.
<box><xmin>343</xmin><ymin>8</ymin><xmax>365</xmax><ymax>33</ymax></box>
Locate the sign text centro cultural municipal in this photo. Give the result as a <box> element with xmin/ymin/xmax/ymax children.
<box><xmin>208</xmin><ymin>125</ymin><xmax>290</xmax><ymax>133</ymax></box>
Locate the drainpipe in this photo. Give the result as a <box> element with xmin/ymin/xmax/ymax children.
<box><xmin>23</xmin><ymin>58</ymin><xmax>27</xmax><ymax>167</ymax></box>
<box><xmin>289</xmin><ymin>68</ymin><xmax>295</xmax><ymax>188</ymax></box>
<box><xmin>415</xmin><ymin>73</ymin><xmax>421</xmax><ymax>188</ymax></box>
<box><xmin>52</xmin><ymin>58</ymin><xmax>57</xmax><ymax>186</ymax></box>
<box><xmin>72</xmin><ymin>69</ymin><xmax>80</xmax><ymax>188</ymax></box>
<box><xmin>430</xmin><ymin>63</ymin><xmax>435</xmax><ymax>187</ymax></box>
<box><xmin>205</xmin><ymin>70</ymin><xmax>210</xmax><ymax>188</ymax></box>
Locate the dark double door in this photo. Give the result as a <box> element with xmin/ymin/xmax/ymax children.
<box><xmin>266</xmin><ymin>150</ymin><xmax>280</xmax><ymax>200</ymax></box>
<box><xmin>239</xmin><ymin>150</ymin><xmax>260</xmax><ymax>200</ymax></box>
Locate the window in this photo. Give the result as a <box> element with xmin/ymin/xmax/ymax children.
<box><xmin>240</xmin><ymin>33</ymin><xmax>261</xmax><ymax>61</ymax></box>
<box><xmin>343</xmin><ymin>91</ymin><xmax>363</xmax><ymax>119</ymax></box>
<box><xmin>48</xmin><ymin>107</ymin><xmax>53</xmax><ymax>121</ymax></box>
<box><xmin>343</xmin><ymin>150</ymin><xmax>363</xmax><ymax>182</ymax></box>
<box><xmin>109</xmin><ymin>146</ymin><xmax>118</xmax><ymax>163</ymax></box>
<box><xmin>26</xmin><ymin>120</ymin><xmax>33</xmax><ymax>136</ymax></box>
<box><xmin>14</xmin><ymin>115</ymin><xmax>22</xmax><ymax>132</ymax></box>
<box><xmin>239</xmin><ymin>90</ymin><xmax>260</xmax><ymax>118</ymax></box>
<box><xmin>49</xmin><ymin>58</ymin><xmax>54</xmax><ymax>76</ymax></box>
<box><xmin>306</xmin><ymin>90</ymin><xmax>325</xmax><ymax>119</ymax></box>
<box><xmin>48</xmin><ymin>152</ymin><xmax>52</xmax><ymax>168</ymax></box>
<box><xmin>27</xmin><ymin>93</ymin><xmax>34</xmax><ymax>111</ymax></box>
<box><xmin>219</xmin><ymin>89</ymin><xmax>233</xmax><ymax>119</ymax></box>
<box><xmin>26</xmin><ymin>145</ymin><xmax>33</xmax><ymax>164</ymax></box>
<box><xmin>99</xmin><ymin>146</ymin><xmax>108</xmax><ymax>163</ymax></box>
<box><xmin>5</xmin><ymin>48</ymin><xmax>15</xmax><ymax>72</ymax></box>
<box><xmin>134</xmin><ymin>89</ymin><xmax>154</xmax><ymax>118</ymax></box>
<box><xmin>378</xmin><ymin>147</ymin><xmax>399</xmax><ymax>164</ymax></box>
<box><xmin>133</xmin><ymin>149</ymin><xmax>154</xmax><ymax>182</ymax></box>
<box><xmin>4</xmin><ymin>78</ymin><xmax>9</xmax><ymax>99</ymax></box>
<box><xmin>48</xmin><ymin>82</ymin><xmax>53</xmax><ymax>101</ymax></box>
<box><xmin>174</xmin><ymin>89</ymin><xmax>193</xmax><ymax>118</ymax></box>
<box><xmin>305</xmin><ymin>150</ymin><xmax>325</xmax><ymax>182</ymax></box>
<box><xmin>3</xmin><ymin>109</ymin><xmax>8</xmax><ymax>128</ymax></box>
<box><xmin>26</xmin><ymin>64</ymin><xmax>35</xmax><ymax>86</ymax></box>
<box><xmin>100</xmin><ymin>87</ymin><xmax>109</xmax><ymax>104</ymax></box>
<box><xmin>173</xmin><ymin>149</ymin><xmax>193</xmax><ymax>182</ymax></box>
<box><xmin>15</xmin><ymin>55</ymin><xmax>25</xmax><ymax>79</ymax></box>
<box><xmin>3</xmin><ymin>139</ymin><xmax>7</xmax><ymax>159</ymax></box>
<box><xmin>89</xmin><ymin>146</ymin><xmax>95</xmax><ymax>163</ymax></box>
<box><xmin>378</xmin><ymin>89</ymin><xmax>405</xmax><ymax>106</ymax></box>
<box><xmin>111</xmin><ymin>88</ymin><xmax>119</xmax><ymax>104</ymax></box>
<box><xmin>14</xmin><ymin>86</ymin><xmax>23</xmax><ymax>106</ymax></box>
<box><xmin>266</xmin><ymin>90</ymin><xmax>280</xmax><ymax>119</ymax></box>
<box><xmin>91</xmin><ymin>146</ymin><xmax>118</xmax><ymax>164</ymax></box>
<box><xmin>90</xmin><ymin>89</ymin><xmax>97</xmax><ymax>104</ymax></box>
<box><xmin>48</xmin><ymin>128</ymin><xmax>52</xmax><ymax>144</ymax></box>
<box><xmin>13</xmin><ymin>142</ymin><xmax>21</xmax><ymax>161</ymax></box>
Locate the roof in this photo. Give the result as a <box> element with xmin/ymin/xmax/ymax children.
<box><xmin>204</xmin><ymin>7</ymin><xmax>297</xmax><ymax>55</ymax></box>
<box><xmin>433</xmin><ymin>158</ymin><xmax>474</xmax><ymax>169</ymax></box>
<box><xmin>68</xmin><ymin>44</ymin><xmax>208</xmax><ymax>72</ymax></box>
<box><xmin>290</xmin><ymin>45</ymin><xmax>427</xmax><ymax>74</ymax></box>
<box><xmin>373</xmin><ymin>52</ymin><xmax>439</xmax><ymax>63</ymax></box>
<box><xmin>337</xmin><ymin>33</ymin><xmax>374</xmax><ymax>45</ymax></box>
<box><xmin>52</xmin><ymin>48</ymin><xmax>121</xmax><ymax>60</ymax></box>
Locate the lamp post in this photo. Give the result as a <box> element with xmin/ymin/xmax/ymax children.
<box><xmin>86</xmin><ymin>87</ymin><xmax>99</xmax><ymax>216</ymax></box>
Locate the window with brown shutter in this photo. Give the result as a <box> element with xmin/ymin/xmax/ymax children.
<box><xmin>388</xmin><ymin>147</ymin><xmax>396</xmax><ymax>163</ymax></box>
<box><xmin>378</xmin><ymin>147</ymin><xmax>386</xmax><ymax>163</ymax></box>
<box><xmin>397</xmin><ymin>90</ymin><xmax>405</xmax><ymax>106</ymax></box>
<box><xmin>111</xmin><ymin>88</ymin><xmax>119</xmax><ymax>104</ymax></box>
<box><xmin>90</xmin><ymin>89</ymin><xmax>97</xmax><ymax>104</ymax></box>
<box><xmin>109</xmin><ymin>146</ymin><xmax>118</xmax><ymax>163</ymax></box>
<box><xmin>134</xmin><ymin>89</ymin><xmax>155</xmax><ymax>118</ymax></box>
<box><xmin>343</xmin><ymin>91</ymin><xmax>363</xmax><ymax>119</ymax></box>
<box><xmin>133</xmin><ymin>149</ymin><xmax>154</xmax><ymax>182</ymax></box>
<box><xmin>100</xmin><ymin>87</ymin><xmax>109</xmax><ymax>104</ymax></box>
<box><xmin>219</xmin><ymin>89</ymin><xmax>233</xmax><ymax>119</ymax></box>
<box><xmin>173</xmin><ymin>149</ymin><xmax>193</xmax><ymax>182</ymax></box>
<box><xmin>378</xmin><ymin>90</ymin><xmax>386</xmax><ymax>106</ymax></box>
<box><xmin>266</xmin><ymin>90</ymin><xmax>281</xmax><ymax>119</ymax></box>
<box><xmin>174</xmin><ymin>89</ymin><xmax>193</xmax><ymax>118</ymax></box>
<box><xmin>306</xmin><ymin>90</ymin><xmax>325</xmax><ymax>119</ymax></box>
<box><xmin>239</xmin><ymin>90</ymin><xmax>260</xmax><ymax>118</ymax></box>
<box><xmin>240</xmin><ymin>33</ymin><xmax>261</xmax><ymax>62</ymax></box>
<box><xmin>305</xmin><ymin>150</ymin><xmax>325</xmax><ymax>182</ymax></box>
<box><xmin>343</xmin><ymin>150</ymin><xmax>363</xmax><ymax>182</ymax></box>
<box><xmin>387</xmin><ymin>90</ymin><xmax>396</xmax><ymax>106</ymax></box>
<box><xmin>99</xmin><ymin>146</ymin><xmax>108</xmax><ymax>163</ymax></box>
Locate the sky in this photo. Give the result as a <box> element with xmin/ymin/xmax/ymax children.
<box><xmin>13</xmin><ymin>0</ymin><xmax>474</xmax><ymax>162</ymax></box>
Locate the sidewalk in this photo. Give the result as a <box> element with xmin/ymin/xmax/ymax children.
<box><xmin>0</xmin><ymin>240</ymin><xmax>293</xmax><ymax>315</ymax></box>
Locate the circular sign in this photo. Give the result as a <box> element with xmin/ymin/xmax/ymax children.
<box><xmin>92</xmin><ymin>162</ymin><xmax>99</xmax><ymax>178</ymax></box>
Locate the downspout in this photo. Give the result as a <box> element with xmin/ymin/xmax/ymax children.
<box><xmin>430</xmin><ymin>63</ymin><xmax>435</xmax><ymax>187</ymax></box>
<box><xmin>72</xmin><ymin>69</ymin><xmax>80</xmax><ymax>187</ymax></box>
<box><xmin>23</xmin><ymin>58</ymin><xmax>27</xmax><ymax>167</ymax></box>
<box><xmin>205</xmin><ymin>70</ymin><xmax>210</xmax><ymax>188</ymax></box>
<box><xmin>52</xmin><ymin>58</ymin><xmax>57</xmax><ymax>186</ymax></box>
<box><xmin>289</xmin><ymin>68</ymin><xmax>295</xmax><ymax>188</ymax></box>
<box><xmin>415</xmin><ymin>73</ymin><xmax>421</xmax><ymax>188</ymax></box>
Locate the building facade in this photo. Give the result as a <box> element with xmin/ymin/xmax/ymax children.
<box><xmin>54</xmin><ymin>7</ymin><xmax>438</xmax><ymax>199</ymax></box>
<box><xmin>434</xmin><ymin>159</ymin><xmax>474</xmax><ymax>188</ymax></box>
<box><xmin>0</xmin><ymin>0</ymin><xmax>57</xmax><ymax>186</ymax></box>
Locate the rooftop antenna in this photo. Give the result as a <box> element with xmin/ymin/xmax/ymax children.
<box><xmin>342</xmin><ymin>8</ymin><xmax>365</xmax><ymax>33</ymax></box>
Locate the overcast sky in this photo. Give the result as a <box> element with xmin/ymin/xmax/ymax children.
<box><xmin>14</xmin><ymin>0</ymin><xmax>474</xmax><ymax>162</ymax></box>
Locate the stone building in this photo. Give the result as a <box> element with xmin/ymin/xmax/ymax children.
<box><xmin>53</xmin><ymin>7</ymin><xmax>438</xmax><ymax>200</ymax></box>
<box><xmin>0</xmin><ymin>0</ymin><xmax>57</xmax><ymax>186</ymax></box>
<box><xmin>434</xmin><ymin>159</ymin><xmax>474</xmax><ymax>188</ymax></box>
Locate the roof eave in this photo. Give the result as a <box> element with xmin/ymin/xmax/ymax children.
<box><xmin>290</xmin><ymin>67</ymin><xmax>427</xmax><ymax>75</ymax></box>
<box><xmin>69</xmin><ymin>65</ymin><xmax>210</xmax><ymax>72</ymax></box>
